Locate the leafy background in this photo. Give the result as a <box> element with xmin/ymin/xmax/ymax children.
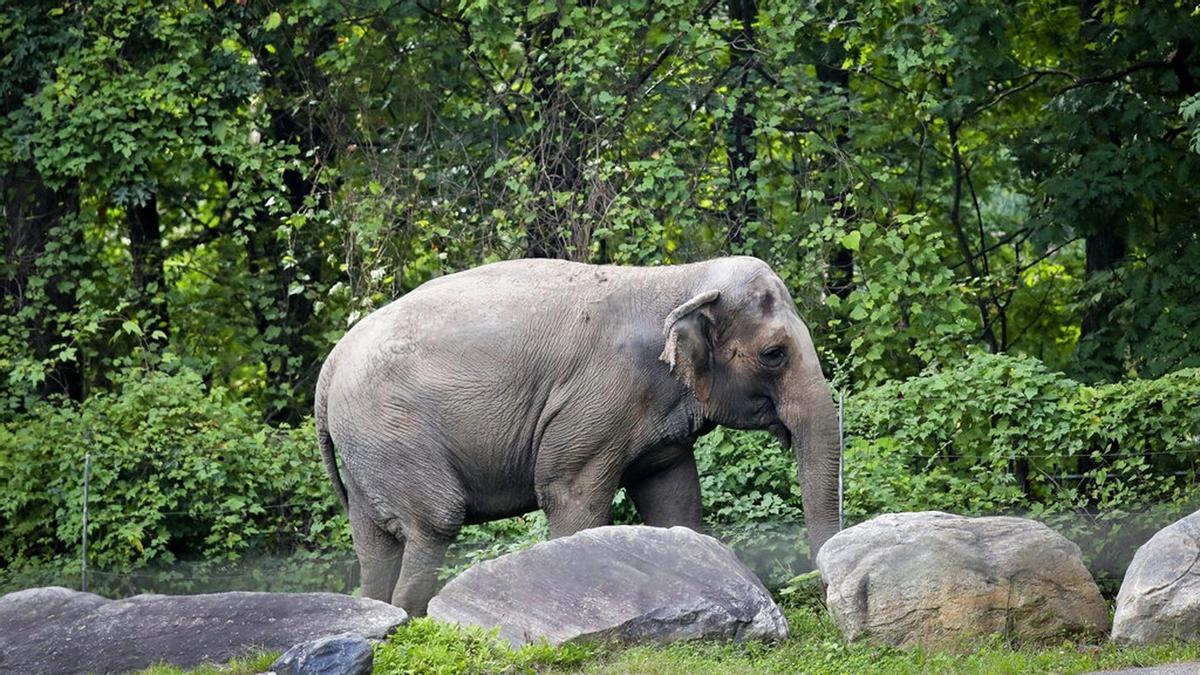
<box><xmin>2</xmin><ymin>0</ymin><xmax>1198</xmax><ymax>595</ymax></box>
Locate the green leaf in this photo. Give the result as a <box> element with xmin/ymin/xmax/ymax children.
<box><xmin>840</xmin><ymin>230</ymin><xmax>862</xmax><ymax>251</ymax></box>
<box><xmin>264</xmin><ymin>11</ymin><xmax>282</xmax><ymax>31</ymax></box>
<box><xmin>526</xmin><ymin>0</ymin><xmax>555</xmax><ymax>22</ymax></box>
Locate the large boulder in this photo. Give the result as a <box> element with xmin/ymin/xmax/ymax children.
<box><xmin>0</xmin><ymin>587</ymin><xmax>408</xmax><ymax>674</ymax></box>
<box><xmin>1112</xmin><ymin>509</ymin><xmax>1200</xmax><ymax>645</ymax></box>
<box><xmin>428</xmin><ymin>525</ymin><xmax>788</xmax><ymax>646</ymax></box>
<box><xmin>271</xmin><ymin>633</ymin><xmax>374</xmax><ymax>675</ymax></box>
<box><xmin>816</xmin><ymin>511</ymin><xmax>1108</xmax><ymax>649</ymax></box>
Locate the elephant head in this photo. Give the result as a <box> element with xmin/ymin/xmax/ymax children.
<box><xmin>661</xmin><ymin>261</ymin><xmax>842</xmax><ymax>557</ymax></box>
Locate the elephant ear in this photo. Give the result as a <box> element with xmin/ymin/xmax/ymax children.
<box><xmin>660</xmin><ymin>290</ymin><xmax>720</xmax><ymax>402</ymax></box>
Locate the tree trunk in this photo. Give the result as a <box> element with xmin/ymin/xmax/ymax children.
<box><xmin>2</xmin><ymin>164</ymin><xmax>85</xmax><ymax>400</ymax></box>
<box><xmin>127</xmin><ymin>193</ymin><xmax>169</xmax><ymax>343</ymax></box>
<box><xmin>242</xmin><ymin>110</ymin><xmax>324</xmax><ymax>424</ymax></box>
<box><xmin>1075</xmin><ymin>0</ymin><xmax>1127</xmax><ymax>363</ymax></box>
<box><xmin>1080</xmin><ymin>229</ymin><xmax>1126</xmax><ymax>340</ymax></box>
<box><xmin>816</xmin><ymin>48</ymin><xmax>855</xmax><ymax>300</ymax></box>
<box><xmin>725</xmin><ymin>0</ymin><xmax>758</xmax><ymax>247</ymax></box>
<box><xmin>525</xmin><ymin>13</ymin><xmax>587</xmax><ymax>260</ymax></box>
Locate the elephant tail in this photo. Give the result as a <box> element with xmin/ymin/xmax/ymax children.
<box><xmin>315</xmin><ymin>361</ymin><xmax>349</xmax><ymax>512</ymax></box>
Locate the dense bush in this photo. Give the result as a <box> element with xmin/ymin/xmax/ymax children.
<box><xmin>0</xmin><ymin>366</ymin><xmax>348</xmax><ymax>575</ymax></box>
<box><xmin>843</xmin><ymin>352</ymin><xmax>1200</xmax><ymax>583</ymax></box>
<box><xmin>843</xmin><ymin>352</ymin><xmax>1200</xmax><ymax>520</ymax></box>
<box><xmin>688</xmin><ymin>351</ymin><xmax>1200</xmax><ymax>584</ymax></box>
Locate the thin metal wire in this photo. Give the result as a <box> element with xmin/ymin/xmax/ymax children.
<box><xmin>837</xmin><ymin>389</ymin><xmax>845</xmax><ymax>530</ymax></box>
<box><xmin>86</xmin><ymin>559</ymin><xmax>358</xmax><ymax>582</ymax></box>
<box><xmin>81</xmin><ymin>453</ymin><xmax>90</xmax><ymax>592</ymax></box>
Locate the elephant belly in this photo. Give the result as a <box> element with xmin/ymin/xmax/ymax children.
<box><xmin>462</xmin><ymin>491</ymin><xmax>540</xmax><ymax>524</ymax></box>
<box><xmin>448</xmin><ymin>442</ymin><xmax>541</xmax><ymax>525</ymax></box>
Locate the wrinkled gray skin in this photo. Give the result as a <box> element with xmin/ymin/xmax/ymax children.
<box><xmin>316</xmin><ymin>256</ymin><xmax>840</xmax><ymax>616</ymax></box>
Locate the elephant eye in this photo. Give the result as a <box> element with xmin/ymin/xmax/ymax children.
<box><xmin>759</xmin><ymin>346</ymin><xmax>787</xmax><ymax>369</ymax></box>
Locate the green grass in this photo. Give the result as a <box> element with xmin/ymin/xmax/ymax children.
<box><xmin>364</xmin><ymin>602</ymin><xmax>1200</xmax><ymax>675</ymax></box>
<box><xmin>135</xmin><ymin>651</ymin><xmax>278</xmax><ymax>675</ymax></box>
<box><xmin>137</xmin><ymin>596</ymin><xmax>1200</xmax><ymax>675</ymax></box>
<box><xmin>374</xmin><ymin>616</ymin><xmax>594</xmax><ymax>674</ymax></box>
<box><xmin>557</xmin><ymin>601</ymin><xmax>1199</xmax><ymax>675</ymax></box>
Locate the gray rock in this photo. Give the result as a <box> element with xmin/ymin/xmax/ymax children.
<box><xmin>271</xmin><ymin>633</ymin><xmax>373</xmax><ymax>675</ymax></box>
<box><xmin>428</xmin><ymin>525</ymin><xmax>788</xmax><ymax>646</ymax></box>
<box><xmin>816</xmin><ymin>511</ymin><xmax>1108</xmax><ymax>649</ymax></box>
<box><xmin>1112</xmin><ymin>509</ymin><xmax>1200</xmax><ymax>646</ymax></box>
<box><xmin>0</xmin><ymin>587</ymin><xmax>408</xmax><ymax>674</ymax></box>
<box><xmin>1088</xmin><ymin>663</ymin><xmax>1200</xmax><ymax>675</ymax></box>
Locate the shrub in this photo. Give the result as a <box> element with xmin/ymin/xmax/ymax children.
<box><xmin>0</xmin><ymin>366</ymin><xmax>349</xmax><ymax>574</ymax></box>
<box><xmin>373</xmin><ymin>618</ymin><xmax>593</xmax><ymax>674</ymax></box>
<box><xmin>843</xmin><ymin>352</ymin><xmax>1200</xmax><ymax>583</ymax></box>
<box><xmin>690</xmin><ymin>352</ymin><xmax>1199</xmax><ymax>585</ymax></box>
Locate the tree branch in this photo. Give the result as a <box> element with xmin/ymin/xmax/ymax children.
<box><xmin>1052</xmin><ymin>59</ymin><xmax>1174</xmax><ymax>97</ymax></box>
<box><xmin>622</xmin><ymin>0</ymin><xmax>721</xmax><ymax>105</ymax></box>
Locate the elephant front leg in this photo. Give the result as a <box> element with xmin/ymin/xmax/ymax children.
<box><xmin>624</xmin><ymin>450</ymin><xmax>704</xmax><ymax>530</ymax></box>
<box><xmin>536</xmin><ymin>455</ymin><xmax>622</xmax><ymax>539</ymax></box>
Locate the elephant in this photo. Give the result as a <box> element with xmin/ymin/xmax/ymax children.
<box><xmin>315</xmin><ymin>256</ymin><xmax>841</xmax><ymax>615</ymax></box>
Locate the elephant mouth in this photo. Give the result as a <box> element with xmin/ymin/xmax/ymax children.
<box><xmin>758</xmin><ymin>397</ymin><xmax>792</xmax><ymax>447</ymax></box>
<box><xmin>767</xmin><ymin>421</ymin><xmax>792</xmax><ymax>448</ymax></box>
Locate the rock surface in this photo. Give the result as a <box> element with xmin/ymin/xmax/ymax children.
<box><xmin>0</xmin><ymin>587</ymin><xmax>408</xmax><ymax>675</ymax></box>
<box><xmin>271</xmin><ymin>632</ymin><xmax>374</xmax><ymax>675</ymax></box>
<box><xmin>428</xmin><ymin>525</ymin><xmax>788</xmax><ymax>646</ymax></box>
<box><xmin>1112</xmin><ymin>509</ymin><xmax>1200</xmax><ymax>646</ymax></box>
<box><xmin>816</xmin><ymin>511</ymin><xmax>1108</xmax><ymax>649</ymax></box>
<box><xmin>1088</xmin><ymin>663</ymin><xmax>1200</xmax><ymax>675</ymax></box>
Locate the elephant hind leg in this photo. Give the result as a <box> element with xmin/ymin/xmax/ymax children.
<box><xmin>392</xmin><ymin>533</ymin><xmax>453</xmax><ymax>616</ymax></box>
<box><xmin>349</xmin><ymin>496</ymin><xmax>405</xmax><ymax>603</ymax></box>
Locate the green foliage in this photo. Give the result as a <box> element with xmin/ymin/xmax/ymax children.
<box><xmin>1074</xmin><ymin>231</ymin><xmax>1200</xmax><ymax>380</ymax></box>
<box><xmin>0</xmin><ymin>367</ymin><xmax>348</xmax><ymax>573</ymax></box>
<box><xmin>442</xmin><ymin>513</ymin><xmax>549</xmax><ymax>582</ymax></box>
<box><xmin>679</xmin><ymin>352</ymin><xmax>1198</xmax><ymax>586</ymax></box>
<box><xmin>693</xmin><ymin>427</ymin><xmax>808</xmax><ymax>584</ymax></box>
<box><xmin>844</xmin><ymin>352</ymin><xmax>1198</xmax><ymax>517</ymax></box>
<box><xmin>843</xmin><ymin>351</ymin><xmax>1199</xmax><ymax>582</ymax></box>
<box><xmin>373</xmin><ymin>618</ymin><xmax>594</xmax><ymax>675</ymax></box>
<box><xmin>696</xmin><ymin>428</ymin><xmax>802</xmax><ymax>526</ymax></box>
<box><xmin>6</xmin><ymin>0</ymin><xmax>1200</xmax><ymax>421</ymax></box>
<box><xmin>817</xmin><ymin>213</ymin><xmax>977</xmax><ymax>386</ymax></box>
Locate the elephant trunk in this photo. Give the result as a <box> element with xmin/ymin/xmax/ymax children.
<box><xmin>781</xmin><ymin>370</ymin><xmax>842</xmax><ymax>560</ymax></box>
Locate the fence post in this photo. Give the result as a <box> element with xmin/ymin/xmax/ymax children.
<box><xmin>837</xmin><ymin>390</ymin><xmax>845</xmax><ymax>530</ymax></box>
<box><xmin>81</xmin><ymin>453</ymin><xmax>91</xmax><ymax>593</ymax></box>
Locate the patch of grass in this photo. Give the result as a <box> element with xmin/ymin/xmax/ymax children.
<box><xmin>135</xmin><ymin>650</ymin><xmax>278</xmax><ymax>675</ymax></box>
<box><xmin>367</xmin><ymin>600</ymin><xmax>1200</xmax><ymax>675</ymax></box>
<box><xmin>135</xmin><ymin>597</ymin><xmax>1200</xmax><ymax>674</ymax></box>
<box><xmin>374</xmin><ymin>618</ymin><xmax>594</xmax><ymax>674</ymax></box>
<box><xmin>570</xmin><ymin>602</ymin><xmax>1200</xmax><ymax>674</ymax></box>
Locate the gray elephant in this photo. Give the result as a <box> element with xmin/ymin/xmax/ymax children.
<box><xmin>316</xmin><ymin>256</ymin><xmax>840</xmax><ymax>615</ymax></box>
